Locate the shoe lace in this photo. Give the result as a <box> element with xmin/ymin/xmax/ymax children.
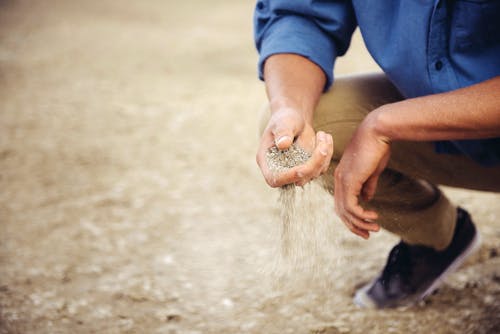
<box><xmin>380</xmin><ymin>242</ymin><xmax>413</xmax><ymax>288</ymax></box>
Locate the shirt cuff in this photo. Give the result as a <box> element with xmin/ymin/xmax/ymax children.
<box><xmin>257</xmin><ymin>15</ymin><xmax>338</xmax><ymax>90</ymax></box>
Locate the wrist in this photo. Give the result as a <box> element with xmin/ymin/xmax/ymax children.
<box><xmin>363</xmin><ymin>107</ymin><xmax>393</xmax><ymax>144</ymax></box>
<box><xmin>269</xmin><ymin>96</ymin><xmax>314</xmax><ymax>124</ymax></box>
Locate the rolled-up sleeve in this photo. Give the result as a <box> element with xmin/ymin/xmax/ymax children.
<box><xmin>253</xmin><ymin>0</ymin><xmax>357</xmax><ymax>90</ymax></box>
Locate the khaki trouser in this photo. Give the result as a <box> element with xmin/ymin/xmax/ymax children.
<box><xmin>261</xmin><ymin>73</ymin><xmax>500</xmax><ymax>250</ymax></box>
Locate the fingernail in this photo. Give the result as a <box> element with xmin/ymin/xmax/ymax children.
<box><xmin>297</xmin><ymin>170</ymin><xmax>303</xmax><ymax>177</ymax></box>
<box><xmin>320</xmin><ymin>147</ymin><xmax>328</xmax><ymax>156</ymax></box>
<box><xmin>276</xmin><ymin>136</ymin><xmax>291</xmax><ymax>147</ymax></box>
<box><xmin>318</xmin><ymin>132</ymin><xmax>326</xmax><ymax>141</ymax></box>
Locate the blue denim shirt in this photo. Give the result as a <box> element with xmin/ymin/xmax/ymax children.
<box><xmin>254</xmin><ymin>0</ymin><xmax>500</xmax><ymax>166</ymax></box>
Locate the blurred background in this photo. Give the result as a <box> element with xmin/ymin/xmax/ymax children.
<box><xmin>1</xmin><ymin>1</ymin><xmax>499</xmax><ymax>333</ymax></box>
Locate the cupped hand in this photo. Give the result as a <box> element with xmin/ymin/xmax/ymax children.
<box><xmin>256</xmin><ymin>107</ymin><xmax>333</xmax><ymax>187</ymax></box>
<box><xmin>333</xmin><ymin>114</ymin><xmax>391</xmax><ymax>239</ymax></box>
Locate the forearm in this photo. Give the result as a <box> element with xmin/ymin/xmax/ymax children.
<box><xmin>257</xmin><ymin>54</ymin><xmax>333</xmax><ymax>187</ymax></box>
<box><xmin>370</xmin><ymin>76</ymin><xmax>500</xmax><ymax>142</ymax></box>
<box><xmin>264</xmin><ymin>54</ymin><xmax>326</xmax><ymax>124</ymax></box>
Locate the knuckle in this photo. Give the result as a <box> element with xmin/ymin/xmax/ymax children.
<box><xmin>300</xmin><ymin>166</ymin><xmax>313</xmax><ymax>178</ymax></box>
<box><xmin>349</xmin><ymin>218</ymin><xmax>359</xmax><ymax>227</ymax></box>
<box><xmin>334</xmin><ymin>168</ymin><xmax>342</xmax><ymax>181</ymax></box>
<box><xmin>267</xmin><ymin>178</ymin><xmax>278</xmax><ymax>188</ymax></box>
<box><xmin>357</xmin><ymin>220</ymin><xmax>368</xmax><ymax>229</ymax></box>
<box><xmin>313</xmin><ymin>156</ymin><xmax>323</xmax><ymax>168</ymax></box>
<box><xmin>345</xmin><ymin>207</ymin><xmax>356</xmax><ymax>217</ymax></box>
<box><xmin>341</xmin><ymin>172</ymin><xmax>352</xmax><ymax>183</ymax></box>
<box><xmin>357</xmin><ymin>222</ymin><xmax>369</xmax><ymax>231</ymax></box>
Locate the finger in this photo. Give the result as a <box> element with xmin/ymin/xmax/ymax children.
<box><xmin>335</xmin><ymin>184</ymin><xmax>368</xmax><ymax>238</ymax></box>
<box><xmin>361</xmin><ymin>173</ymin><xmax>379</xmax><ymax>202</ymax></box>
<box><xmin>294</xmin><ymin>131</ymin><xmax>332</xmax><ymax>182</ymax></box>
<box><xmin>294</xmin><ymin>166</ymin><xmax>313</xmax><ymax>187</ymax></box>
<box><xmin>316</xmin><ymin>131</ymin><xmax>330</xmax><ymax>157</ymax></box>
<box><xmin>260</xmin><ymin>163</ymin><xmax>303</xmax><ymax>187</ymax></box>
<box><xmin>268</xmin><ymin>109</ymin><xmax>305</xmax><ymax>150</ymax></box>
<box><xmin>345</xmin><ymin>193</ymin><xmax>379</xmax><ymax>221</ymax></box>
<box><xmin>320</xmin><ymin>133</ymin><xmax>334</xmax><ymax>173</ymax></box>
<box><xmin>345</xmin><ymin>211</ymin><xmax>380</xmax><ymax>232</ymax></box>
<box><xmin>336</xmin><ymin>168</ymin><xmax>379</xmax><ymax>222</ymax></box>
<box><xmin>271</xmin><ymin>167</ymin><xmax>303</xmax><ymax>187</ymax></box>
<box><xmin>343</xmin><ymin>218</ymin><xmax>370</xmax><ymax>239</ymax></box>
<box><xmin>362</xmin><ymin>149</ymin><xmax>390</xmax><ymax>201</ymax></box>
<box><xmin>333</xmin><ymin>170</ymin><xmax>345</xmax><ymax>217</ymax></box>
<box><xmin>336</xmin><ymin>198</ymin><xmax>377</xmax><ymax>238</ymax></box>
<box><xmin>263</xmin><ymin>165</ymin><xmax>310</xmax><ymax>188</ymax></box>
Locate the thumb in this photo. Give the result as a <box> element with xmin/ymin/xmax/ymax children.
<box><xmin>362</xmin><ymin>149</ymin><xmax>390</xmax><ymax>201</ymax></box>
<box><xmin>272</xmin><ymin>125</ymin><xmax>295</xmax><ymax>150</ymax></box>
<box><xmin>362</xmin><ymin>173</ymin><xmax>380</xmax><ymax>202</ymax></box>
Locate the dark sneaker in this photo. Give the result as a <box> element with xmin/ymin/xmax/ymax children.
<box><xmin>354</xmin><ymin>207</ymin><xmax>481</xmax><ymax>308</ymax></box>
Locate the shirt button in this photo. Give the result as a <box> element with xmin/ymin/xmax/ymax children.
<box><xmin>435</xmin><ymin>60</ymin><xmax>443</xmax><ymax>71</ymax></box>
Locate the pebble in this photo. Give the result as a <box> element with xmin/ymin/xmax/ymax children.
<box><xmin>166</xmin><ymin>314</ymin><xmax>181</xmax><ymax>322</ymax></box>
<box><xmin>163</xmin><ymin>255</ymin><xmax>174</xmax><ymax>265</ymax></box>
<box><xmin>221</xmin><ymin>298</ymin><xmax>234</xmax><ymax>308</ymax></box>
<box><xmin>483</xmin><ymin>295</ymin><xmax>495</xmax><ymax>305</ymax></box>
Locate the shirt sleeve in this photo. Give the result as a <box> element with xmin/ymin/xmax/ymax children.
<box><xmin>253</xmin><ymin>0</ymin><xmax>357</xmax><ymax>90</ymax></box>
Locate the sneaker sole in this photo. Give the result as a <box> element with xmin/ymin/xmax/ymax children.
<box><xmin>353</xmin><ymin>231</ymin><xmax>482</xmax><ymax>309</ymax></box>
<box><xmin>420</xmin><ymin>230</ymin><xmax>482</xmax><ymax>300</ymax></box>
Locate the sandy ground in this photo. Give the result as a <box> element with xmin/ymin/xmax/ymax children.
<box><xmin>1</xmin><ymin>1</ymin><xmax>499</xmax><ymax>333</ymax></box>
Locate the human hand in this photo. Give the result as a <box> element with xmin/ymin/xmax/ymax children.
<box><xmin>333</xmin><ymin>112</ymin><xmax>390</xmax><ymax>239</ymax></box>
<box><xmin>256</xmin><ymin>107</ymin><xmax>333</xmax><ymax>187</ymax></box>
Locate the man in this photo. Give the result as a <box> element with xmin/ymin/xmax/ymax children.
<box><xmin>253</xmin><ymin>1</ymin><xmax>500</xmax><ymax>308</ymax></box>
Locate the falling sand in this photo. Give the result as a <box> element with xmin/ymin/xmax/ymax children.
<box><xmin>266</xmin><ymin>144</ymin><xmax>341</xmax><ymax>287</ymax></box>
